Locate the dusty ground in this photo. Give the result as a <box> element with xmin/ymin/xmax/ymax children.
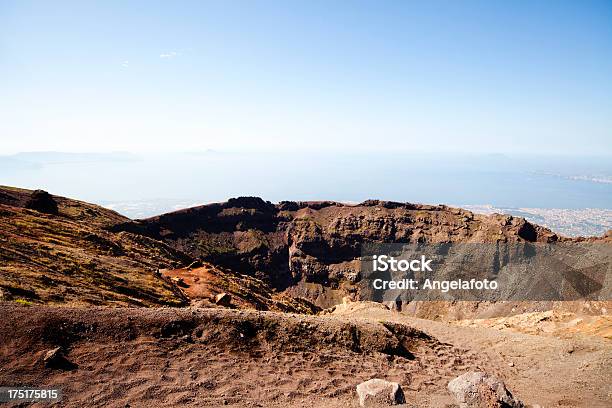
<box><xmin>0</xmin><ymin>304</ymin><xmax>466</xmax><ymax>408</ymax></box>
<box><xmin>333</xmin><ymin>303</ymin><xmax>612</xmax><ymax>408</ymax></box>
<box><xmin>1</xmin><ymin>303</ymin><xmax>610</xmax><ymax>408</ymax></box>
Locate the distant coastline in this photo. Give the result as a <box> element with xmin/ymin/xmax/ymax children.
<box><xmin>98</xmin><ymin>198</ymin><xmax>612</xmax><ymax>238</ymax></box>
<box><xmin>462</xmin><ymin>205</ymin><xmax>611</xmax><ymax>238</ymax></box>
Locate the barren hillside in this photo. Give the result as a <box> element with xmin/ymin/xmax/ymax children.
<box><xmin>0</xmin><ymin>187</ymin><xmax>311</xmax><ymax>312</ymax></box>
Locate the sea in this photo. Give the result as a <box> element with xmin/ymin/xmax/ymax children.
<box><xmin>1</xmin><ymin>151</ymin><xmax>610</xmax><ymax>236</ymax></box>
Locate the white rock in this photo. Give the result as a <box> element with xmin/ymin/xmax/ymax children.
<box><xmin>447</xmin><ymin>371</ymin><xmax>524</xmax><ymax>408</ymax></box>
<box><xmin>356</xmin><ymin>378</ymin><xmax>405</xmax><ymax>406</ymax></box>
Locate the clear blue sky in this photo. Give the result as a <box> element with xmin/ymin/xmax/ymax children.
<box><xmin>1</xmin><ymin>0</ymin><xmax>611</xmax><ymax>154</ymax></box>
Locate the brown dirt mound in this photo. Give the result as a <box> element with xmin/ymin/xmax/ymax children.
<box><xmin>0</xmin><ymin>304</ymin><xmax>487</xmax><ymax>407</ymax></box>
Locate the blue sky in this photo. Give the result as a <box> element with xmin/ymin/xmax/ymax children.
<box><xmin>1</xmin><ymin>0</ymin><xmax>611</xmax><ymax>154</ymax></box>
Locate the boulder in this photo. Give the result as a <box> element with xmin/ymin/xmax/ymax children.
<box><xmin>215</xmin><ymin>292</ymin><xmax>232</xmax><ymax>307</ymax></box>
<box><xmin>187</xmin><ymin>260</ymin><xmax>203</xmax><ymax>269</ymax></box>
<box><xmin>171</xmin><ymin>276</ymin><xmax>188</xmax><ymax>287</ymax></box>
<box><xmin>42</xmin><ymin>347</ymin><xmax>76</xmax><ymax>370</ymax></box>
<box><xmin>25</xmin><ymin>190</ymin><xmax>59</xmax><ymax>215</ymax></box>
<box><xmin>356</xmin><ymin>378</ymin><xmax>405</xmax><ymax>406</ymax></box>
<box><xmin>447</xmin><ymin>371</ymin><xmax>524</xmax><ymax>408</ymax></box>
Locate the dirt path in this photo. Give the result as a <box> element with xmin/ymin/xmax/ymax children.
<box><xmin>332</xmin><ymin>305</ymin><xmax>612</xmax><ymax>407</ymax></box>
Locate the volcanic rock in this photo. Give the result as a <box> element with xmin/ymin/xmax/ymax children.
<box><xmin>42</xmin><ymin>347</ymin><xmax>76</xmax><ymax>370</ymax></box>
<box><xmin>171</xmin><ymin>277</ymin><xmax>188</xmax><ymax>287</ymax></box>
<box><xmin>187</xmin><ymin>260</ymin><xmax>203</xmax><ymax>269</ymax></box>
<box><xmin>111</xmin><ymin>197</ymin><xmax>563</xmax><ymax>308</ymax></box>
<box><xmin>356</xmin><ymin>378</ymin><xmax>405</xmax><ymax>406</ymax></box>
<box><xmin>215</xmin><ymin>292</ymin><xmax>232</xmax><ymax>307</ymax></box>
<box><xmin>447</xmin><ymin>371</ymin><xmax>524</xmax><ymax>408</ymax></box>
<box><xmin>25</xmin><ymin>190</ymin><xmax>58</xmax><ymax>215</ymax></box>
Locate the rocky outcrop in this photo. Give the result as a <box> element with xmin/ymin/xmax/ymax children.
<box><xmin>25</xmin><ymin>190</ymin><xmax>59</xmax><ymax>215</ymax></box>
<box><xmin>447</xmin><ymin>371</ymin><xmax>524</xmax><ymax>408</ymax></box>
<box><xmin>112</xmin><ymin>198</ymin><xmax>562</xmax><ymax>307</ymax></box>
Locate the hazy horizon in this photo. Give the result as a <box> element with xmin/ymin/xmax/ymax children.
<box><xmin>2</xmin><ymin>150</ymin><xmax>610</xmax><ymax>206</ymax></box>
<box><xmin>3</xmin><ymin>149</ymin><xmax>611</xmax><ymax>237</ymax></box>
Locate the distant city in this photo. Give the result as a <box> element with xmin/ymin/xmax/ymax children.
<box><xmin>462</xmin><ymin>205</ymin><xmax>611</xmax><ymax>238</ymax></box>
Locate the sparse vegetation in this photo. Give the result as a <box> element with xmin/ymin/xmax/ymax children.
<box><xmin>0</xmin><ymin>186</ymin><xmax>189</xmax><ymax>307</ymax></box>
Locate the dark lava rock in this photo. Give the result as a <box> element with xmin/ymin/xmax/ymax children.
<box><xmin>25</xmin><ymin>190</ymin><xmax>59</xmax><ymax>215</ymax></box>
<box><xmin>277</xmin><ymin>201</ymin><xmax>300</xmax><ymax>211</ymax></box>
<box><xmin>42</xmin><ymin>347</ymin><xmax>77</xmax><ymax>370</ymax></box>
<box><xmin>215</xmin><ymin>293</ymin><xmax>232</xmax><ymax>307</ymax></box>
<box><xmin>226</xmin><ymin>197</ymin><xmax>275</xmax><ymax>211</ymax></box>
<box><xmin>517</xmin><ymin>220</ymin><xmax>537</xmax><ymax>242</ymax></box>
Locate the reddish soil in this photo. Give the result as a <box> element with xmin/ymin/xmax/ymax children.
<box><xmin>2</xmin><ymin>303</ymin><xmax>610</xmax><ymax>407</ymax></box>
<box><xmin>0</xmin><ymin>304</ymin><xmax>487</xmax><ymax>407</ymax></box>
